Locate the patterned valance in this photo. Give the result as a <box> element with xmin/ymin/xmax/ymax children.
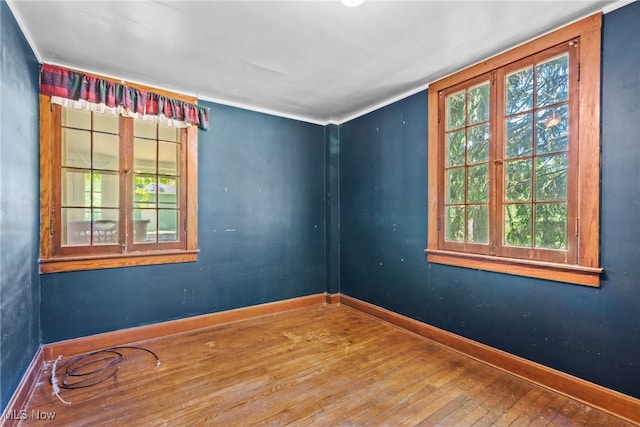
<box><xmin>40</xmin><ymin>64</ymin><xmax>209</xmax><ymax>130</ymax></box>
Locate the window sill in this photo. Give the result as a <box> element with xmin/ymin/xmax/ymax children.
<box><xmin>39</xmin><ymin>249</ymin><xmax>199</xmax><ymax>274</ymax></box>
<box><xmin>425</xmin><ymin>249</ymin><xmax>602</xmax><ymax>287</ymax></box>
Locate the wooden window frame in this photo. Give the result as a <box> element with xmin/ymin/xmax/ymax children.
<box><xmin>426</xmin><ymin>14</ymin><xmax>602</xmax><ymax>287</ymax></box>
<box><xmin>40</xmin><ymin>93</ymin><xmax>199</xmax><ymax>274</ymax></box>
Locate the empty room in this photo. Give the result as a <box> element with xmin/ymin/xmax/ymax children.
<box><xmin>1</xmin><ymin>0</ymin><xmax>639</xmax><ymax>425</ymax></box>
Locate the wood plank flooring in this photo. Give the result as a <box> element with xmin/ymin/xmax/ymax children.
<box><xmin>18</xmin><ymin>304</ymin><xmax>634</xmax><ymax>426</ymax></box>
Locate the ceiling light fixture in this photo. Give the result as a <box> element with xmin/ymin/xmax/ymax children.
<box><xmin>340</xmin><ymin>0</ymin><xmax>365</xmax><ymax>7</ymax></box>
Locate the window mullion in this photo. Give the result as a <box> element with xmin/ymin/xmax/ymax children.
<box><xmin>493</xmin><ymin>68</ymin><xmax>505</xmax><ymax>257</ymax></box>
<box><xmin>567</xmin><ymin>41</ymin><xmax>581</xmax><ymax>265</ymax></box>
<box><xmin>51</xmin><ymin>104</ymin><xmax>63</xmax><ymax>255</ymax></box>
<box><xmin>437</xmin><ymin>92</ymin><xmax>446</xmax><ymax>250</ymax></box>
<box><xmin>426</xmin><ymin>14</ymin><xmax>602</xmax><ymax>285</ymax></box>
<box><xmin>89</xmin><ymin>114</ymin><xmax>95</xmax><ymax>246</ymax></box>
<box><xmin>120</xmin><ymin>116</ymin><xmax>133</xmax><ymax>254</ymax></box>
<box><xmin>180</xmin><ymin>128</ymin><xmax>188</xmax><ymax>243</ymax></box>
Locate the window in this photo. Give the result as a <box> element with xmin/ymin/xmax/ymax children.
<box><xmin>426</xmin><ymin>14</ymin><xmax>602</xmax><ymax>286</ymax></box>
<box><xmin>40</xmin><ymin>95</ymin><xmax>199</xmax><ymax>273</ymax></box>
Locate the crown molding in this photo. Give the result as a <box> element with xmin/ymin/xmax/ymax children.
<box><xmin>197</xmin><ymin>95</ymin><xmax>328</xmax><ymax>126</ymax></box>
<box><xmin>602</xmin><ymin>0</ymin><xmax>636</xmax><ymax>14</ymax></box>
<box><xmin>5</xmin><ymin>0</ymin><xmax>42</xmax><ymax>62</ymax></box>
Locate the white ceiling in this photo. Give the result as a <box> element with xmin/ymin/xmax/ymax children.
<box><xmin>8</xmin><ymin>0</ymin><xmax>620</xmax><ymax>124</ymax></box>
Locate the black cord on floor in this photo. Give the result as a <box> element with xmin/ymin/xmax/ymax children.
<box><xmin>50</xmin><ymin>346</ymin><xmax>160</xmax><ymax>404</ymax></box>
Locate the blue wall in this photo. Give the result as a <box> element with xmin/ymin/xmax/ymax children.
<box><xmin>340</xmin><ymin>2</ymin><xmax>640</xmax><ymax>399</ymax></box>
<box><xmin>0</xmin><ymin>1</ymin><xmax>41</xmax><ymax>411</ymax></box>
<box><xmin>325</xmin><ymin>124</ymin><xmax>341</xmax><ymax>294</ymax></box>
<box><xmin>40</xmin><ymin>102</ymin><xmax>327</xmax><ymax>343</ymax></box>
<box><xmin>2</xmin><ymin>0</ymin><xmax>639</xmax><ymax>411</ymax></box>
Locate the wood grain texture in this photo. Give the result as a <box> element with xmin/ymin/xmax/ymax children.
<box><xmin>39</xmin><ymin>250</ymin><xmax>199</xmax><ymax>274</ymax></box>
<box><xmin>427</xmin><ymin>14</ymin><xmax>602</xmax><ymax>93</ymax></box>
<box><xmin>39</xmin><ymin>95</ymin><xmax>54</xmax><ymax>261</ymax></box>
<box><xmin>0</xmin><ymin>348</ymin><xmax>44</xmax><ymax>427</ymax></box>
<box><xmin>427</xmin><ymin>88</ymin><xmax>440</xmax><ymax>252</ymax></box>
<box><xmin>576</xmin><ymin>19</ymin><xmax>602</xmax><ymax>268</ymax></box>
<box><xmin>39</xmin><ymin>91</ymin><xmax>201</xmax><ymax>274</ymax></box>
<box><xmin>339</xmin><ymin>294</ymin><xmax>640</xmax><ymax>425</ymax></box>
<box><xmin>43</xmin><ymin>294</ymin><xmax>326</xmax><ymax>361</ymax></box>
<box><xmin>325</xmin><ymin>293</ymin><xmax>340</xmax><ymax>305</ymax></box>
<box><xmin>426</xmin><ymin>249</ymin><xmax>601</xmax><ymax>287</ymax></box>
<box><xmin>186</xmin><ymin>124</ymin><xmax>198</xmax><ymax>251</ymax></box>
<box><xmin>425</xmin><ymin>13</ymin><xmax>603</xmax><ymax>286</ymax></box>
<box><xmin>18</xmin><ymin>304</ymin><xmax>633</xmax><ymax>426</ymax></box>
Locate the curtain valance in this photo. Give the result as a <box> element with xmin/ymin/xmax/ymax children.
<box><xmin>40</xmin><ymin>64</ymin><xmax>209</xmax><ymax>130</ymax></box>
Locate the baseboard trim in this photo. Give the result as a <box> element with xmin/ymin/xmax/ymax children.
<box><xmin>325</xmin><ymin>293</ymin><xmax>341</xmax><ymax>305</ymax></box>
<box><xmin>43</xmin><ymin>293</ymin><xmax>326</xmax><ymax>361</ymax></box>
<box><xmin>11</xmin><ymin>292</ymin><xmax>639</xmax><ymax>425</ymax></box>
<box><xmin>1</xmin><ymin>347</ymin><xmax>44</xmax><ymax>427</ymax></box>
<box><xmin>338</xmin><ymin>294</ymin><xmax>640</xmax><ymax>425</ymax></box>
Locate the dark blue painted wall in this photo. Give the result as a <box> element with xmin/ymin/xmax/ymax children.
<box><xmin>340</xmin><ymin>2</ymin><xmax>640</xmax><ymax>399</ymax></box>
<box><xmin>40</xmin><ymin>102</ymin><xmax>326</xmax><ymax>343</ymax></box>
<box><xmin>325</xmin><ymin>124</ymin><xmax>340</xmax><ymax>294</ymax></box>
<box><xmin>0</xmin><ymin>1</ymin><xmax>41</xmax><ymax>412</ymax></box>
<box><xmin>2</xmin><ymin>0</ymin><xmax>639</xmax><ymax>410</ymax></box>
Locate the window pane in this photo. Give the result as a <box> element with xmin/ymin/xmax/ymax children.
<box><xmin>536</xmin><ymin>105</ymin><xmax>568</xmax><ymax>154</ymax></box>
<box><xmin>158</xmin><ymin>178</ymin><xmax>178</xmax><ymax>208</ymax></box>
<box><xmin>134</xmin><ymin>120</ymin><xmax>156</xmax><ymax>139</ymax></box>
<box><xmin>134</xmin><ymin>175</ymin><xmax>158</xmax><ymax>208</ymax></box>
<box><xmin>505</xmin><ymin>159</ymin><xmax>532</xmax><ymax>202</ymax></box>
<box><xmin>62</xmin><ymin>170</ymin><xmax>90</xmax><ymax>207</ymax></box>
<box><xmin>134</xmin><ymin>138</ymin><xmax>157</xmax><ymax>174</ymax></box>
<box><xmin>62</xmin><ymin>208</ymin><xmax>91</xmax><ymax>246</ymax></box>
<box><xmin>134</xmin><ymin>210</ymin><xmax>156</xmax><ymax>243</ymax></box>
<box><xmin>445</xmin><ymin>206</ymin><xmax>465</xmax><ymax>242</ymax></box>
<box><xmin>504</xmin><ymin>204</ymin><xmax>532</xmax><ymax>247</ymax></box>
<box><xmin>159</xmin><ymin>124</ymin><xmax>179</xmax><ymax>142</ymax></box>
<box><xmin>92</xmin><ymin>208</ymin><xmax>118</xmax><ymax>222</ymax></box>
<box><xmin>468</xmin><ymin>82</ymin><xmax>490</xmax><ymax>125</ymax></box>
<box><xmin>62</xmin><ymin>108</ymin><xmax>90</xmax><ymax>130</ymax></box>
<box><xmin>63</xmin><ymin>201</ymin><xmax>119</xmax><ymax>246</ymax></box>
<box><xmin>93</xmin><ymin>172</ymin><xmax>119</xmax><ymax>208</ymax></box>
<box><xmin>93</xmin><ymin>112</ymin><xmax>119</xmax><ymax>133</ymax></box>
<box><xmin>535</xmin><ymin>203</ymin><xmax>567</xmax><ymax>249</ymax></box>
<box><xmin>535</xmin><ymin>154</ymin><xmax>567</xmax><ymax>201</ymax></box>
<box><xmin>446</xmin><ymin>168</ymin><xmax>465</xmax><ymax>204</ymax></box>
<box><xmin>505</xmin><ymin>113</ymin><xmax>533</xmax><ymax>159</ymax></box>
<box><xmin>536</xmin><ymin>54</ymin><xmax>569</xmax><ymax>108</ymax></box>
<box><xmin>467</xmin><ymin>164</ymin><xmax>488</xmax><ymax>203</ymax></box>
<box><xmin>506</xmin><ymin>66</ymin><xmax>533</xmax><ymax>115</ymax></box>
<box><xmin>93</xmin><ymin>132</ymin><xmax>119</xmax><ymax>171</ymax></box>
<box><xmin>468</xmin><ymin>124</ymin><xmax>489</xmax><ymax>164</ymax></box>
<box><xmin>446</xmin><ymin>91</ymin><xmax>466</xmax><ymax>131</ymax></box>
<box><xmin>159</xmin><ymin>142</ymin><xmax>179</xmax><ymax>175</ymax></box>
<box><xmin>159</xmin><ymin>210</ymin><xmax>179</xmax><ymax>242</ymax></box>
<box><xmin>62</xmin><ymin>129</ymin><xmax>91</xmax><ymax>168</ymax></box>
<box><xmin>92</xmin><ymin>210</ymin><xmax>118</xmax><ymax>245</ymax></box>
<box><xmin>446</xmin><ymin>131</ymin><xmax>466</xmax><ymax>167</ymax></box>
<box><xmin>468</xmin><ymin>205</ymin><xmax>489</xmax><ymax>244</ymax></box>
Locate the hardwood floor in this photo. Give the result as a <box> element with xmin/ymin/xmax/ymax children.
<box><xmin>18</xmin><ymin>304</ymin><xmax>634</xmax><ymax>426</ymax></box>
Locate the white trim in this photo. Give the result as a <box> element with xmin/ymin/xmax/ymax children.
<box><xmin>602</xmin><ymin>0</ymin><xmax>636</xmax><ymax>14</ymax></box>
<box><xmin>422</xmin><ymin>10</ymin><xmax>604</xmax><ymax>95</ymax></box>
<box><xmin>335</xmin><ymin>3</ymin><xmax>637</xmax><ymax>125</ymax></box>
<box><xmin>41</xmin><ymin>60</ymin><xmax>327</xmax><ymax>125</ymax></box>
<box><xmin>14</xmin><ymin>1</ymin><xmax>631</xmax><ymax>128</ymax></box>
<box><xmin>331</xmin><ymin>82</ymin><xmax>430</xmax><ymax>125</ymax></box>
<box><xmin>197</xmin><ymin>95</ymin><xmax>328</xmax><ymax>126</ymax></box>
<box><xmin>5</xmin><ymin>0</ymin><xmax>42</xmax><ymax>62</ymax></box>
